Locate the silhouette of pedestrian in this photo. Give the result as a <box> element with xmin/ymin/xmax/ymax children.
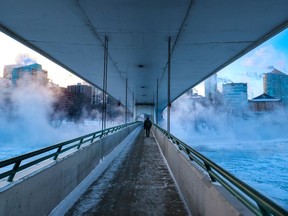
<box><xmin>144</xmin><ymin>117</ymin><xmax>152</xmax><ymax>137</ymax></box>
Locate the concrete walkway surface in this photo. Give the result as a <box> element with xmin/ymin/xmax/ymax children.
<box><xmin>66</xmin><ymin>130</ymin><xmax>188</xmax><ymax>216</ymax></box>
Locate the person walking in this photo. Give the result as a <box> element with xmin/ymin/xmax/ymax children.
<box><xmin>144</xmin><ymin>117</ymin><xmax>152</xmax><ymax>137</ymax></box>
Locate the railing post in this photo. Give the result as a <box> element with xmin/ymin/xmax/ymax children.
<box><xmin>204</xmin><ymin>162</ymin><xmax>217</xmax><ymax>182</ymax></box>
<box><xmin>53</xmin><ymin>146</ymin><xmax>62</xmax><ymax>160</ymax></box>
<box><xmin>91</xmin><ymin>134</ymin><xmax>96</xmax><ymax>143</ymax></box>
<box><xmin>8</xmin><ymin>161</ymin><xmax>21</xmax><ymax>182</ymax></box>
<box><xmin>77</xmin><ymin>138</ymin><xmax>84</xmax><ymax>149</ymax></box>
<box><xmin>258</xmin><ymin>204</ymin><xmax>270</xmax><ymax>216</ymax></box>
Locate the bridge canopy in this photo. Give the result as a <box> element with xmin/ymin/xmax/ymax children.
<box><xmin>0</xmin><ymin>0</ymin><xmax>287</xmax><ymax>114</ymax></box>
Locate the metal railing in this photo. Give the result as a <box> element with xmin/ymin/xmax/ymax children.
<box><xmin>154</xmin><ymin>124</ymin><xmax>288</xmax><ymax>216</ymax></box>
<box><xmin>0</xmin><ymin>122</ymin><xmax>140</xmax><ymax>183</ymax></box>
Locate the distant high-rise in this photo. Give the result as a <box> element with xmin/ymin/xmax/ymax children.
<box><xmin>222</xmin><ymin>83</ymin><xmax>247</xmax><ymax>109</ymax></box>
<box><xmin>263</xmin><ymin>69</ymin><xmax>288</xmax><ymax>106</ymax></box>
<box><xmin>205</xmin><ymin>74</ymin><xmax>217</xmax><ymax>102</ymax></box>
<box><xmin>11</xmin><ymin>63</ymin><xmax>48</xmax><ymax>85</ymax></box>
<box><xmin>92</xmin><ymin>86</ymin><xmax>102</xmax><ymax>105</ymax></box>
<box><xmin>3</xmin><ymin>64</ymin><xmax>17</xmax><ymax>80</ymax></box>
<box><xmin>67</xmin><ymin>83</ymin><xmax>93</xmax><ymax>104</ymax></box>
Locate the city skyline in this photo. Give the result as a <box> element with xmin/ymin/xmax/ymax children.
<box><xmin>1</xmin><ymin>28</ymin><xmax>288</xmax><ymax>98</ymax></box>
<box><xmin>213</xmin><ymin>28</ymin><xmax>288</xmax><ymax>99</ymax></box>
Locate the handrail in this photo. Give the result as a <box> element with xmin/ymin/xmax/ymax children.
<box><xmin>153</xmin><ymin>124</ymin><xmax>288</xmax><ymax>216</ymax></box>
<box><xmin>0</xmin><ymin>122</ymin><xmax>140</xmax><ymax>182</ymax></box>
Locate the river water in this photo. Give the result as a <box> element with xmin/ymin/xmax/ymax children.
<box><xmin>196</xmin><ymin>143</ymin><xmax>288</xmax><ymax>210</ymax></box>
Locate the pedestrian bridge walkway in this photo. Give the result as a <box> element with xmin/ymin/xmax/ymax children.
<box><xmin>67</xmin><ymin>130</ymin><xmax>188</xmax><ymax>215</ymax></box>
<box><xmin>0</xmin><ymin>122</ymin><xmax>287</xmax><ymax>216</ymax></box>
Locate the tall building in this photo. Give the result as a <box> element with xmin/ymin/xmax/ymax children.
<box><xmin>92</xmin><ymin>86</ymin><xmax>102</xmax><ymax>105</ymax></box>
<box><xmin>205</xmin><ymin>74</ymin><xmax>217</xmax><ymax>102</ymax></box>
<box><xmin>3</xmin><ymin>64</ymin><xmax>17</xmax><ymax>80</ymax></box>
<box><xmin>263</xmin><ymin>69</ymin><xmax>288</xmax><ymax>106</ymax></box>
<box><xmin>53</xmin><ymin>87</ymin><xmax>75</xmax><ymax>114</ymax></box>
<box><xmin>11</xmin><ymin>63</ymin><xmax>48</xmax><ymax>85</ymax></box>
<box><xmin>67</xmin><ymin>83</ymin><xmax>93</xmax><ymax>104</ymax></box>
<box><xmin>222</xmin><ymin>83</ymin><xmax>247</xmax><ymax>109</ymax></box>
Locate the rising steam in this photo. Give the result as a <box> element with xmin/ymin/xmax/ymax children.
<box><xmin>161</xmin><ymin>93</ymin><xmax>288</xmax><ymax>150</ymax></box>
<box><xmin>0</xmin><ymin>78</ymin><xmax>104</xmax><ymax>159</ymax></box>
<box><xmin>15</xmin><ymin>53</ymin><xmax>37</xmax><ymax>66</ymax></box>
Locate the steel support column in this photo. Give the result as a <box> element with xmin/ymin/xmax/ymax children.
<box><xmin>156</xmin><ymin>78</ymin><xmax>159</xmax><ymax>124</ymax></box>
<box><xmin>167</xmin><ymin>37</ymin><xmax>171</xmax><ymax>132</ymax></box>
<box><xmin>125</xmin><ymin>78</ymin><xmax>128</xmax><ymax>124</ymax></box>
<box><xmin>132</xmin><ymin>93</ymin><xmax>135</xmax><ymax>121</ymax></box>
<box><xmin>102</xmin><ymin>36</ymin><xmax>108</xmax><ymax>130</ymax></box>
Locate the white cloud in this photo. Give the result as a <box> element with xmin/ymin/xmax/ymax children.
<box><xmin>241</xmin><ymin>45</ymin><xmax>288</xmax><ymax>73</ymax></box>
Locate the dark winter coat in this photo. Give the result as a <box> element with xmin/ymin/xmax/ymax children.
<box><xmin>144</xmin><ymin>119</ymin><xmax>152</xmax><ymax>129</ymax></box>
